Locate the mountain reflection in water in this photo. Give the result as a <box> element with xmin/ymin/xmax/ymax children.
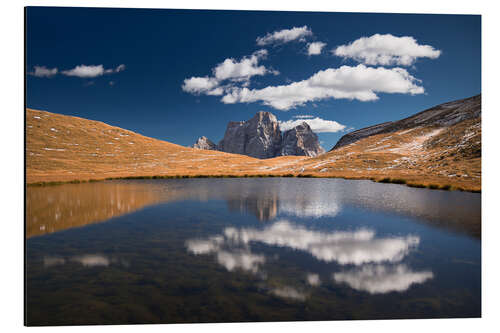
<box><xmin>27</xmin><ymin>178</ymin><xmax>481</xmax><ymax>238</ymax></box>
<box><xmin>26</xmin><ymin>178</ymin><xmax>480</xmax><ymax>325</ymax></box>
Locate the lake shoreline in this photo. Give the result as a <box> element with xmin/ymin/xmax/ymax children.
<box><xmin>26</xmin><ymin>173</ymin><xmax>481</xmax><ymax>193</ymax></box>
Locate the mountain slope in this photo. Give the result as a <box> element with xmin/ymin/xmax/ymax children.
<box><xmin>332</xmin><ymin>94</ymin><xmax>480</xmax><ymax>150</ymax></box>
<box><xmin>275</xmin><ymin>95</ymin><xmax>481</xmax><ymax>191</ymax></box>
<box><xmin>26</xmin><ymin>94</ymin><xmax>481</xmax><ymax>192</ymax></box>
<box><xmin>26</xmin><ymin>108</ymin><xmax>304</xmax><ymax>183</ymax></box>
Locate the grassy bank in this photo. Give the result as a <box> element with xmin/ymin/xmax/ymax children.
<box><xmin>26</xmin><ymin>173</ymin><xmax>481</xmax><ymax>193</ymax></box>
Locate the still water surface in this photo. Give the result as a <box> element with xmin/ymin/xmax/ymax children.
<box><xmin>26</xmin><ymin>178</ymin><xmax>481</xmax><ymax>325</ymax></box>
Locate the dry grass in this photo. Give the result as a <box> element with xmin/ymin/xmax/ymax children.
<box><xmin>26</xmin><ymin>108</ymin><xmax>481</xmax><ymax>192</ymax></box>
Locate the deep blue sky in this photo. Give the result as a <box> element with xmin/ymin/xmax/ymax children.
<box><xmin>26</xmin><ymin>7</ymin><xmax>481</xmax><ymax>150</ymax></box>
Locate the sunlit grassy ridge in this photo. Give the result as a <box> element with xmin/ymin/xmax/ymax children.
<box><xmin>26</xmin><ymin>108</ymin><xmax>480</xmax><ymax>192</ymax></box>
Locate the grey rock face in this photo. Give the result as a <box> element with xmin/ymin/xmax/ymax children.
<box><xmin>332</xmin><ymin>94</ymin><xmax>481</xmax><ymax>151</ymax></box>
<box><xmin>192</xmin><ymin>136</ymin><xmax>217</xmax><ymax>150</ymax></box>
<box><xmin>193</xmin><ymin>111</ymin><xmax>325</xmax><ymax>159</ymax></box>
<box><xmin>281</xmin><ymin>122</ymin><xmax>325</xmax><ymax>157</ymax></box>
<box><xmin>218</xmin><ymin>111</ymin><xmax>283</xmax><ymax>159</ymax></box>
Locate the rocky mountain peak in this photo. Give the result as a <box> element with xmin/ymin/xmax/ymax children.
<box><xmin>194</xmin><ymin>111</ymin><xmax>325</xmax><ymax>159</ymax></box>
<box><xmin>192</xmin><ymin>136</ymin><xmax>217</xmax><ymax>150</ymax></box>
<box><xmin>281</xmin><ymin>121</ymin><xmax>325</xmax><ymax>157</ymax></box>
<box><xmin>252</xmin><ymin>111</ymin><xmax>278</xmax><ymax>124</ymax></box>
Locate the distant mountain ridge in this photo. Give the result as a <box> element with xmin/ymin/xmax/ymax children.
<box><xmin>26</xmin><ymin>94</ymin><xmax>481</xmax><ymax>192</ymax></box>
<box><xmin>332</xmin><ymin>94</ymin><xmax>481</xmax><ymax>150</ymax></box>
<box><xmin>193</xmin><ymin>111</ymin><xmax>325</xmax><ymax>159</ymax></box>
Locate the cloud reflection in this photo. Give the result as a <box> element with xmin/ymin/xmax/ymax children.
<box><xmin>224</xmin><ymin>221</ymin><xmax>419</xmax><ymax>265</ymax></box>
<box><xmin>279</xmin><ymin>201</ymin><xmax>340</xmax><ymax>218</ymax></box>
<box><xmin>306</xmin><ymin>273</ymin><xmax>321</xmax><ymax>286</ymax></box>
<box><xmin>216</xmin><ymin>250</ymin><xmax>266</xmax><ymax>274</ymax></box>
<box><xmin>271</xmin><ymin>286</ymin><xmax>306</xmax><ymax>301</ymax></box>
<box><xmin>186</xmin><ymin>238</ymin><xmax>265</xmax><ymax>274</ymax></box>
<box><xmin>43</xmin><ymin>254</ymin><xmax>127</xmax><ymax>268</ymax></box>
<box><xmin>186</xmin><ymin>220</ymin><xmax>431</xmax><ymax>296</ymax></box>
<box><xmin>71</xmin><ymin>254</ymin><xmax>110</xmax><ymax>267</ymax></box>
<box><xmin>333</xmin><ymin>264</ymin><xmax>434</xmax><ymax>294</ymax></box>
<box><xmin>43</xmin><ymin>256</ymin><xmax>66</xmax><ymax>268</ymax></box>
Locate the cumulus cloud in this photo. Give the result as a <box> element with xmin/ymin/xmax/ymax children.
<box><xmin>256</xmin><ymin>26</ymin><xmax>313</xmax><ymax>46</ymax></box>
<box><xmin>182</xmin><ymin>76</ymin><xmax>221</xmax><ymax>95</ymax></box>
<box><xmin>333</xmin><ymin>264</ymin><xmax>434</xmax><ymax>294</ymax></box>
<box><xmin>221</xmin><ymin>64</ymin><xmax>424</xmax><ymax>110</ymax></box>
<box><xmin>333</xmin><ymin>34</ymin><xmax>441</xmax><ymax>66</ymax></box>
<box><xmin>62</xmin><ymin>64</ymin><xmax>126</xmax><ymax>78</ymax></box>
<box><xmin>280</xmin><ymin>117</ymin><xmax>346</xmax><ymax>133</ymax></box>
<box><xmin>214</xmin><ymin>49</ymin><xmax>273</xmax><ymax>81</ymax></box>
<box><xmin>30</xmin><ymin>65</ymin><xmax>58</xmax><ymax>78</ymax></box>
<box><xmin>182</xmin><ymin>50</ymin><xmax>276</xmax><ymax>96</ymax></box>
<box><xmin>307</xmin><ymin>42</ymin><xmax>326</xmax><ymax>55</ymax></box>
<box><xmin>114</xmin><ymin>64</ymin><xmax>126</xmax><ymax>72</ymax></box>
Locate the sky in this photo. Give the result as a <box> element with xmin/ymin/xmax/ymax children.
<box><xmin>26</xmin><ymin>7</ymin><xmax>481</xmax><ymax>150</ymax></box>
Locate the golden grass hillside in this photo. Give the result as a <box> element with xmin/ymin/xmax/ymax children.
<box><xmin>26</xmin><ymin>107</ymin><xmax>480</xmax><ymax>191</ymax></box>
<box><xmin>26</xmin><ymin>108</ymin><xmax>304</xmax><ymax>184</ymax></box>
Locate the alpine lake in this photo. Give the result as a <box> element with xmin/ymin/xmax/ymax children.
<box><xmin>25</xmin><ymin>178</ymin><xmax>481</xmax><ymax>325</ymax></box>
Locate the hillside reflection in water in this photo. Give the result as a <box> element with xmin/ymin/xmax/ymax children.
<box><xmin>26</xmin><ymin>178</ymin><xmax>481</xmax><ymax>325</ymax></box>
<box><xmin>27</xmin><ymin>178</ymin><xmax>481</xmax><ymax>238</ymax></box>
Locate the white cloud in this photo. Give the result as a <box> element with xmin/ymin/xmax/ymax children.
<box><xmin>256</xmin><ymin>26</ymin><xmax>313</xmax><ymax>46</ymax></box>
<box><xmin>214</xmin><ymin>49</ymin><xmax>273</xmax><ymax>81</ymax></box>
<box><xmin>182</xmin><ymin>50</ymin><xmax>276</xmax><ymax>96</ymax></box>
<box><xmin>333</xmin><ymin>34</ymin><xmax>441</xmax><ymax>66</ymax></box>
<box><xmin>62</xmin><ymin>64</ymin><xmax>125</xmax><ymax>78</ymax></box>
<box><xmin>221</xmin><ymin>64</ymin><xmax>424</xmax><ymax>110</ymax></box>
<box><xmin>182</xmin><ymin>76</ymin><xmax>220</xmax><ymax>94</ymax></box>
<box><xmin>30</xmin><ymin>65</ymin><xmax>58</xmax><ymax>78</ymax></box>
<box><xmin>307</xmin><ymin>42</ymin><xmax>326</xmax><ymax>55</ymax></box>
<box><xmin>115</xmin><ymin>64</ymin><xmax>126</xmax><ymax>72</ymax></box>
<box><xmin>293</xmin><ymin>115</ymin><xmax>314</xmax><ymax>119</ymax></box>
<box><xmin>333</xmin><ymin>264</ymin><xmax>434</xmax><ymax>294</ymax></box>
<box><xmin>280</xmin><ymin>117</ymin><xmax>346</xmax><ymax>133</ymax></box>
